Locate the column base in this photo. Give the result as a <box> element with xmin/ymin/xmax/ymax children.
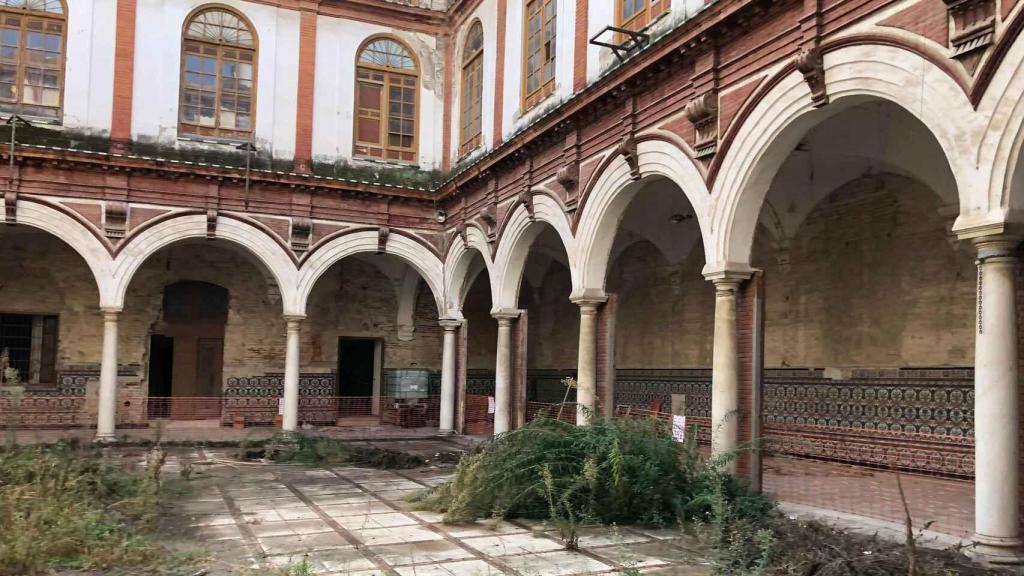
<box><xmin>437</xmin><ymin>428</ymin><xmax>456</xmax><ymax>436</ymax></box>
<box><xmin>93</xmin><ymin>432</ymin><xmax>117</xmax><ymax>443</ymax></box>
<box><xmin>969</xmin><ymin>534</ymin><xmax>1024</xmax><ymax>565</ymax></box>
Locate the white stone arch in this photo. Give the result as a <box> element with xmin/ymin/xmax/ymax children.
<box><xmin>111</xmin><ymin>213</ymin><xmax>300</xmax><ymax>314</ymax></box>
<box><xmin>11</xmin><ymin>200</ymin><xmax>115</xmax><ymax>307</ymax></box>
<box><xmin>575</xmin><ymin>138</ymin><xmax>711</xmax><ymax>293</ymax></box>
<box><xmin>296</xmin><ymin>229</ymin><xmax>445</xmax><ymax>317</ymax></box>
<box><xmin>443</xmin><ymin>225</ymin><xmax>495</xmax><ymax>318</ymax></box>
<box><xmin>709</xmin><ymin>43</ymin><xmax>983</xmax><ymax>269</ymax></box>
<box><xmin>976</xmin><ymin>28</ymin><xmax>1024</xmax><ymax>226</ymax></box>
<box><xmin>492</xmin><ymin>193</ymin><xmax>576</xmax><ymax>310</ymax></box>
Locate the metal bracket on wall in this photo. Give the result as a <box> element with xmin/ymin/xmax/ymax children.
<box><xmin>589</xmin><ymin>26</ymin><xmax>650</xmax><ymax>63</ymax></box>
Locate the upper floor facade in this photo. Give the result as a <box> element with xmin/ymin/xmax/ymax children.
<box><xmin>0</xmin><ymin>0</ymin><xmax>708</xmax><ymax>173</ymax></box>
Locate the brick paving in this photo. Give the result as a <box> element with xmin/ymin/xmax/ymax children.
<box><xmin>763</xmin><ymin>455</ymin><xmax>974</xmax><ymax>539</ymax></box>
<box><xmin>153</xmin><ymin>444</ymin><xmax>713</xmax><ymax>575</ymax></box>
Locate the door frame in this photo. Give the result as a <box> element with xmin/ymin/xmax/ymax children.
<box><xmin>337</xmin><ymin>337</ymin><xmax>384</xmax><ymax>416</ymax></box>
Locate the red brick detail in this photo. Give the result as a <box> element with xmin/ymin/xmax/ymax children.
<box><xmin>441</xmin><ymin>32</ymin><xmax>454</xmax><ymax>171</ymax></box>
<box><xmin>595</xmin><ymin>294</ymin><xmax>617</xmax><ymax>418</ymax></box>
<box><xmin>1004</xmin><ymin>0</ymin><xmax>1019</xmax><ymax>19</ymax></box>
<box><xmin>658</xmin><ymin>116</ymin><xmax>697</xmax><ymax>149</ymax></box>
<box><xmin>878</xmin><ymin>0</ymin><xmax>949</xmax><ymax>47</ymax></box>
<box><xmin>127</xmin><ymin>207</ymin><xmax>170</xmax><ymax>230</ymax></box>
<box><xmin>492</xmin><ymin>0</ymin><xmax>507</xmax><ymax>148</ymax></box>
<box><xmin>512</xmin><ymin>310</ymin><xmax>528</xmax><ymax>428</ymax></box>
<box><xmin>252</xmin><ymin>216</ymin><xmax>290</xmax><ymax>245</ymax></box>
<box><xmin>465</xmin><ymin>394</ymin><xmax>494</xmax><ymax>435</ymax></box>
<box><xmin>110</xmin><ymin>0</ymin><xmax>137</xmax><ymax>144</ymax></box>
<box><xmin>577</xmin><ymin>156</ymin><xmax>601</xmax><ymax>197</ymax></box>
<box><xmin>719</xmin><ymin>79</ymin><xmax>763</xmax><ymax>139</ymax></box>
<box><xmin>736</xmin><ymin>271</ymin><xmax>765</xmax><ymax>488</ymax></box>
<box><xmin>311</xmin><ymin>222</ymin><xmax>345</xmax><ymax>246</ymax></box>
<box><xmin>574</xmin><ymin>0</ymin><xmax>589</xmax><ymax>92</ymax></box>
<box><xmin>293</xmin><ymin>11</ymin><xmax>317</xmax><ymax>173</ymax></box>
<box><xmin>63</xmin><ymin>202</ymin><xmax>103</xmax><ymax>228</ymax></box>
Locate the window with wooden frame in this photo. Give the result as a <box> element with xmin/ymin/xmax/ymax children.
<box><xmin>523</xmin><ymin>0</ymin><xmax>555</xmax><ymax>110</ymax></box>
<box><xmin>179</xmin><ymin>7</ymin><xmax>256</xmax><ymax>141</ymax></box>
<box><xmin>354</xmin><ymin>37</ymin><xmax>419</xmax><ymax>163</ymax></box>
<box><xmin>0</xmin><ymin>313</ymin><xmax>57</xmax><ymax>386</ymax></box>
<box><xmin>617</xmin><ymin>0</ymin><xmax>667</xmax><ymax>33</ymax></box>
<box><xmin>0</xmin><ymin>0</ymin><xmax>65</xmax><ymax>120</ymax></box>
<box><xmin>459</xmin><ymin>21</ymin><xmax>483</xmax><ymax>156</ymax></box>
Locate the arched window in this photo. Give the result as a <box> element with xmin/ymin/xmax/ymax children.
<box><xmin>179</xmin><ymin>7</ymin><xmax>256</xmax><ymax>140</ymax></box>
<box><xmin>0</xmin><ymin>0</ymin><xmax>65</xmax><ymax>119</ymax></box>
<box><xmin>522</xmin><ymin>0</ymin><xmax>555</xmax><ymax>109</ymax></box>
<box><xmin>459</xmin><ymin>21</ymin><xmax>483</xmax><ymax>156</ymax></box>
<box><xmin>354</xmin><ymin>37</ymin><xmax>418</xmax><ymax>163</ymax></box>
<box><xmin>618</xmin><ymin>0</ymin><xmax>666</xmax><ymax>32</ymax></box>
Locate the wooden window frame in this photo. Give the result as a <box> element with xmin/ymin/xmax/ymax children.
<box><xmin>458</xmin><ymin>21</ymin><xmax>483</xmax><ymax>157</ymax></box>
<box><xmin>0</xmin><ymin>0</ymin><xmax>67</xmax><ymax>121</ymax></box>
<box><xmin>616</xmin><ymin>0</ymin><xmax>667</xmax><ymax>35</ymax></box>
<box><xmin>353</xmin><ymin>35</ymin><xmax>420</xmax><ymax>164</ymax></box>
<box><xmin>521</xmin><ymin>0</ymin><xmax>556</xmax><ymax>111</ymax></box>
<box><xmin>0</xmin><ymin>312</ymin><xmax>58</xmax><ymax>386</ymax></box>
<box><xmin>177</xmin><ymin>5</ymin><xmax>258</xmax><ymax>142</ymax></box>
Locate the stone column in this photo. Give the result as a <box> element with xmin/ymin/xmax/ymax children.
<box><xmin>971</xmin><ymin>235</ymin><xmax>1023</xmax><ymax>561</ymax></box>
<box><xmin>282</xmin><ymin>315</ymin><xmax>304</xmax><ymax>432</ymax></box>
<box><xmin>710</xmin><ymin>277</ymin><xmax>743</xmax><ymax>473</ymax></box>
<box><xmin>492</xmin><ymin>311</ymin><xmax>518</xmax><ymax>435</ymax></box>
<box><xmin>572</xmin><ymin>297</ymin><xmax>604</xmax><ymax>426</ymax></box>
<box><xmin>439</xmin><ymin>319</ymin><xmax>461</xmax><ymax>434</ymax></box>
<box><xmin>95</xmin><ymin>307</ymin><xmax>121</xmax><ymax>442</ymax></box>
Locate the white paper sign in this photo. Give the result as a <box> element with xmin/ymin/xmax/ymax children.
<box><xmin>487</xmin><ymin>396</ymin><xmax>496</xmax><ymax>414</ymax></box>
<box><xmin>278</xmin><ymin>397</ymin><xmax>285</xmax><ymax>416</ymax></box>
<box><xmin>671</xmin><ymin>415</ymin><xmax>686</xmax><ymax>443</ymax></box>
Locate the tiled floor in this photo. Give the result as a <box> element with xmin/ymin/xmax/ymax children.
<box><xmin>159</xmin><ymin>447</ymin><xmax>713</xmax><ymax>575</ymax></box>
<box><xmin>763</xmin><ymin>455</ymin><xmax>974</xmax><ymax>538</ymax></box>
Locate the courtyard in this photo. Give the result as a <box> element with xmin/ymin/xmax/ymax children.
<box><xmin>137</xmin><ymin>439</ymin><xmax>714</xmax><ymax>576</ymax></box>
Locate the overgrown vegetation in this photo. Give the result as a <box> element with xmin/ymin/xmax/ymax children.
<box><xmin>261</xmin><ymin>433</ymin><xmax>428</xmax><ymax>469</ymax></box>
<box><xmin>0</xmin><ymin>440</ymin><xmax>167</xmax><ymax>575</ymax></box>
<box><xmin>418</xmin><ymin>415</ymin><xmax>1004</xmax><ymax>576</ymax></box>
<box><xmin>417</xmin><ymin>416</ymin><xmax>767</xmax><ymax>533</ymax></box>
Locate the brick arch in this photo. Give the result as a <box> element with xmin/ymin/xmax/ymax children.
<box><xmin>111</xmin><ymin>212</ymin><xmax>299</xmax><ymax>315</ymax></box>
<box><xmin>492</xmin><ymin>192</ymin><xmax>576</xmax><ymax>310</ymax></box>
<box><xmin>574</xmin><ymin>137</ymin><xmax>710</xmax><ymax>295</ymax></box>
<box><xmin>443</xmin><ymin>224</ymin><xmax>495</xmax><ymax>318</ymax></box>
<box><xmin>296</xmin><ymin>228</ymin><xmax>445</xmax><ymax>318</ymax></box>
<box><xmin>709</xmin><ymin>43</ymin><xmax>980</xmax><ymax>271</ymax></box>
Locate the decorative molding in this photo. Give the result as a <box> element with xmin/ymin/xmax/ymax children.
<box><xmin>684</xmin><ymin>91</ymin><xmax>719</xmax><ymax>159</ymax></box>
<box><xmin>616</xmin><ymin>135</ymin><xmax>642</xmax><ymax>181</ymax></box>
<box><xmin>556</xmin><ymin>162</ymin><xmax>579</xmax><ymax>193</ymax></box>
<box><xmin>4</xmin><ymin>191</ymin><xmax>16</xmax><ymax>224</ymax></box>
<box><xmin>943</xmin><ymin>0</ymin><xmax>996</xmax><ymax>59</ymax></box>
<box><xmin>794</xmin><ymin>47</ymin><xmax>828</xmax><ymax>107</ymax></box>
<box><xmin>104</xmin><ymin>201</ymin><xmax>128</xmax><ymax>239</ymax></box>
<box><xmin>205</xmin><ymin>208</ymin><xmax>217</xmax><ymax>238</ymax></box>
<box><xmin>290</xmin><ymin>216</ymin><xmax>312</xmax><ymax>253</ymax></box>
<box><xmin>376</xmin><ymin>225</ymin><xmax>390</xmax><ymax>254</ymax></box>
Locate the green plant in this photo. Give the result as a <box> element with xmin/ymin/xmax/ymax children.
<box><xmin>0</xmin><ymin>441</ymin><xmax>167</xmax><ymax>575</ymax></box>
<box><xmin>264</xmin><ymin>433</ymin><xmax>426</xmax><ymax>468</ymax></box>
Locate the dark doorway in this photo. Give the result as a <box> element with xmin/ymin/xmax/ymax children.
<box><xmin>147</xmin><ymin>335</ymin><xmax>174</xmax><ymax>418</ymax></box>
<box><xmin>338</xmin><ymin>338</ymin><xmax>377</xmax><ymax>415</ymax></box>
<box><xmin>151</xmin><ymin>281</ymin><xmax>228</xmax><ymax>419</ymax></box>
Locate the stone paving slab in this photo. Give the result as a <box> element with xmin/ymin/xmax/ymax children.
<box><xmin>155</xmin><ymin>445</ymin><xmax>711</xmax><ymax>575</ymax></box>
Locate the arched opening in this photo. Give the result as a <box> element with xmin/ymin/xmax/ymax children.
<box><xmin>303</xmin><ymin>253</ymin><xmax>443</xmax><ymax>428</ymax></box>
<box><xmin>0</xmin><ymin>226</ymin><xmax>101</xmax><ymax>429</ymax></box>
<box><xmin>748</xmin><ymin>100</ymin><xmax>973</xmax><ymax>537</ymax></box>
<box><xmin>603</xmin><ymin>176</ymin><xmax>712</xmax><ymax>425</ymax></box>
<box><xmin>517</xmin><ymin>223</ymin><xmax>577</xmax><ymax>422</ymax></box>
<box><xmin>123</xmin><ymin>239</ymin><xmax>281</xmax><ymax>425</ymax></box>
<box><xmin>460</xmin><ymin>251</ymin><xmax>497</xmax><ymax>433</ymax></box>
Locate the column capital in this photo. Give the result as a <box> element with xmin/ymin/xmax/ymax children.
<box><xmin>972</xmin><ymin>234</ymin><xmax>1021</xmax><ymax>261</ymax></box>
<box><xmin>491</xmin><ymin>309</ymin><xmax>520</xmax><ymax>324</ymax></box>
<box><xmin>284</xmin><ymin>315</ymin><xmax>305</xmax><ymax>328</ymax></box>
<box><xmin>703</xmin><ymin>264</ymin><xmax>754</xmax><ymax>284</ymax></box>
<box><xmin>439</xmin><ymin>319</ymin><xmax>462</xmax><ymax>330</ymax></box>
<box><xmin>569</xmin><ymin>288</ymin><xmax>607</xmax><ymax>307</ymax></box>
<box><xmin>100</xmin><ymin>306</ymin><xmax>122</xmax><ymax>318</ymax></box>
